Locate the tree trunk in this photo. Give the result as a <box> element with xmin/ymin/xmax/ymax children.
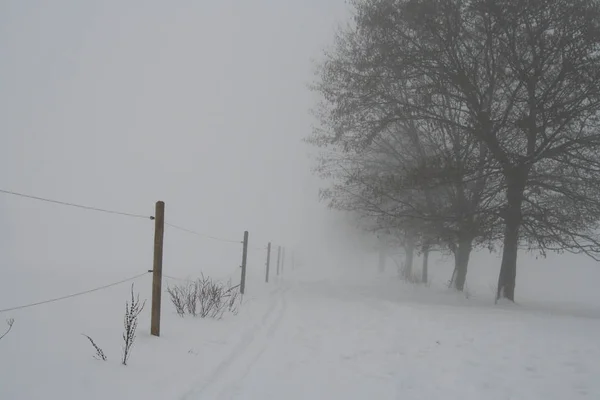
<box><xmin>403</xmin><ymin>238</ymin><xmax>415</xmax><ymax>279</ymax></box>
<box><xmin>497</xmin><ymin>223</ymin><xmax>519</xmax><ymax>301</ymax></box>
<box><xmin>448</xmin><ymin>267</ymin><xmax>457</xmax><ymax>288</ymax></box>
<box><xmin>453</xmin><ymin>236</ymin><xmax>473</xmax><ymax>291</ymax></box>
<box><xmin>378</xmin><ymin>248</ymin><xmax>386</xmax><ymax>273</ymax></box>
<box><xmin>421</xmin><ymin>244</ymin><xmax>429</xmax><ymax>284</ymax></box>
<box><xmin>496</xmin><ymin>169</ymin><xmax>527</xmax><ymax>302</ymax></box>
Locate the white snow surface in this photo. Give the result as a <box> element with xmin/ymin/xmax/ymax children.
<box><xmin>1</xmin><ymin>262</ymin><xmax>600</xmax><ymax>400</ymax></box>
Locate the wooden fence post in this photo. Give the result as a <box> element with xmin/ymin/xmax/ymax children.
<box><xmin>151</xmin><ymin>201</ymin><xmax>165</xmax><ymax>337</ymax></box>
<box><xmin>265</xmin><ymin>242</ymin><xmax>271</xmax><ymax>283</ymax></box>
<box><xmin>240</xmin><ymin>231</ymin><xmax>249</xmax><ymax>294</ymax></box>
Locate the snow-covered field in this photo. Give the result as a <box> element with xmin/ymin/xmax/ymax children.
<box><xmin>1</xmin><ymin>255</ymin><xmax>600</xmax><ymax>400</ymax></box>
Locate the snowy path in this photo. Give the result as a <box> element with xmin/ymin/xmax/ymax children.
<box><xmin>181</xmin><ymin>278</ymin><xmax>600</xmax><ymax>400</ymax></box>
<box><xmin>180</xmin><ymin>286</ymin><xmax>289</xmax><ymax>399</ymax></box>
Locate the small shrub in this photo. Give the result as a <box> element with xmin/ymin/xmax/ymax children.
<box><xmin>166</xmin><ymin>285</ymin><xmax>186</xmax><ymax>317</ymax></box>
<box><xmin>198</xmin><ymin>274</ymin><xmax>225</xmax><ymax>318</ymax></box>
<box><xmin>186</xmin><ymin>281</ymin><xmax>199</xmax><ymax>317</ymax></box>
<box><xmin>122</xmin><ymin>284</ymin><xmax>145</xmax><ymax>366</ymax></box>
<box><xmin>0</xmin><ymin>318</ymin><xmax>14</xmax><ymax>341</ymax></box>
<box><xmin>82</xmin><ymin>334</ymin><xmax>107</xmax><ymax>361</ymax></box>
<box><xmin>167</xmin><ymin>275</ymin><xmax>241</xmax><ymax>319</ymax></box>
<box><xmin>227</xmin><ymin>284</ymin><xmax>242</xmax><ymax>315</ymax></box>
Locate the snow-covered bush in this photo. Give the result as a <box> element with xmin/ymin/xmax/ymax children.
<box><xmin>167</xmin><ymin>276</ymin><xmax>240</xmax><ymax>319</ymax></box>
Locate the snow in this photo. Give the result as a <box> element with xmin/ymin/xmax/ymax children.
<box><xmin>1</xmin><ymin>257</ymin><xmax>600</xmax><ymax>399</ymax></box>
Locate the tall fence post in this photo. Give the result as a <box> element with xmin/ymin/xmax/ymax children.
<box><xmin>276</xmin><ymin>245</ymin><xmax>281</xmax><ymax>276</ymax></box>
<box><xmin>151</xmin><ymin>201</ymin><xmax>165</xmax><ymax>337</ymax></box>
<box><xmin>240</xmin><ymin>231</ymin><xmax>249</xmax><ymax>294</ymax></box>
<box><xmin>265</xmin><ymin>242</ymin><xmax>271</xmax><ymax>283</ymax></box>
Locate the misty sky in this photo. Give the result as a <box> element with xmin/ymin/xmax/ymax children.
<box><xmin>0</xmin><ymin>1</ymin><xmax>356</xmax><ymax>282</ymax></box>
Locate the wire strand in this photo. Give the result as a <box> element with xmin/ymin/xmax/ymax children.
<box><xmin>0</xmin><ymin>272</ymin><xmax>151</xmax><ymax>314</ymax></box>
<box><xmin>163</xmin><ymin>274</ymin><xmax>194</xmax><ymax>282</ymax></box>
<box><xmin>164</xmin><ymin>222</ymin><xmax>242</xmax><ymax>244</ymax></box>
<box><xmin>164</xmin><ymin>266</ymin><xmax>241</xmax><ymax>284</ymax></box>
<box><xmin>0</xmin><ymin>189</ymin><xmax>154</xmax><ymax>220</ymax></box>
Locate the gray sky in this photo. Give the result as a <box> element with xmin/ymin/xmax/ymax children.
<box><xmin>0</xmin><ymin>1</ymin><xmax>351</xmax><ymax>283</ymax></box>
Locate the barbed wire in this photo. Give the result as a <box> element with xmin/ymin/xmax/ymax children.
<box><xmin>164</xmin><ymin>222</ymin><xmax>242</xmax><ymax>244</ymax></box>
<box><xmin>0</xmin><ymin>188</ymin><xmax>154</xmax><ymax>220</ymax></box>
<box><xmin>0</xmin><ymin>271</ymin><xmax>151</xmax><ymax>314</ymax></box>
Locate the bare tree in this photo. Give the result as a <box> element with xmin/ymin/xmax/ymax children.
<box><xmin>310</xmin><ymin>80</ymin><xmax>502</xmax><ymax>290</ymax></box>
<box><xmin>311</xmin><ymin>0</ymin><xmax>600</xmax><ymax>301</ymax></box>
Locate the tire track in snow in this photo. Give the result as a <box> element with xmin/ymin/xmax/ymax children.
<box><xmin>179</xmin><ymin>285</ymin><xmax>287</xmax><ymax>400</ymax></box>
<box><xmin>216</xmin><ymin>286</ymin><xmax>289</xmax><ymax>399</ymax></box>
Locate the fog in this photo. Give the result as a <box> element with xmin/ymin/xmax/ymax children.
<box><xmin>0</xmin><ymin>1</ymin><xmax>352</xmax><ymax>288</ymax></box>
<box><xmin>1</xmin><ymin>1</ymin><xmax>599</xmax><ymax>311</ymax></box>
